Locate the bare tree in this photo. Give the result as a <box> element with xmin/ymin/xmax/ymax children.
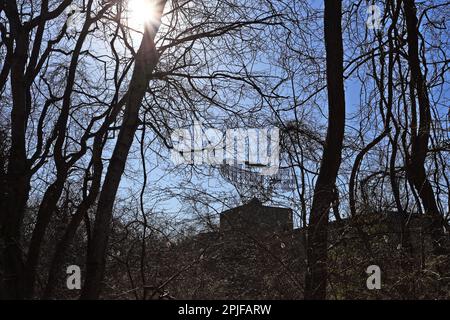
<box><xmin>305</xmin><ymin>0</ymin><xmax>346</xmax><ymax>300</ymax></box>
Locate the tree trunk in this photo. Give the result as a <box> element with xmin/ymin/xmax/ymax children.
<box><xmin>81</xmin><ymin>1</ymin><xmax>167</xmax><ymax>299</ymax></box>
<box><xmin>403</xmin><ymin>0</ymin><xmax>444</xmax><ymax>252</ymax></box>
<box><xmin>1</xmin><ymin>26</ymin><xmax>30</xmax><ymax>300</ymax></box>
<box><xmin>304</xmin><ymin>0</ymin><xmax>346</xmax><ymax>300</ymax></box>
<box><xmin>43</xmin><ymin>98</ymin><xmax>123</xmax><ymax>299</ymax></box>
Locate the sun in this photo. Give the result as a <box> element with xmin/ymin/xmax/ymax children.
<box><xmin>127</xmin><ymin>0</ymin><xmax>157</xmax><ymax>30</ymax></box>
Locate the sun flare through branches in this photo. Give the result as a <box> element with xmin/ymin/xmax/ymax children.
<box><xmin>127</xmin><ymin>0</ymin><xmax>158</xmax><ymax>30</ymax></box>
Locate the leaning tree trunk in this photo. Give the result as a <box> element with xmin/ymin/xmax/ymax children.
<box><xmin>22</xmin><ymin>3</ymin><xmax>98</xmax><ymax>297</ymax></box>
<box><xmin>304</xmin><ymin>0</ymin><xmax>346</xmax><ymax>300</ymax></box>
<box><xmin>43</xmin><ymin>97</ymin><xmax>124</xmax><ymax>299</ymax></box>
<box><xmin>80</xmin><ymin>1</ymin><xmax>167</xmax><ymax>300</ymax></box>
<box><xmin>402</xmin><ymin>0</ymin><xmax>444</xmax><ymax>253</ymax></box>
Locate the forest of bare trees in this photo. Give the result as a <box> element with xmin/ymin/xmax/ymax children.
<box><xmin>0</xmin><ymin>0</ymin><xmax>449</xmax><ymax>300</ymax></box>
